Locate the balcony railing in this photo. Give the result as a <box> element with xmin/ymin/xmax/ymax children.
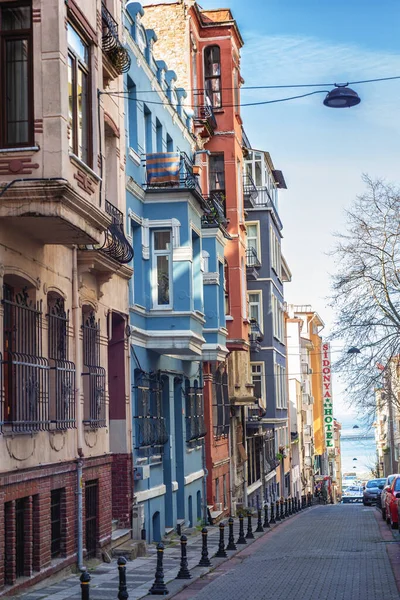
<box><xmin>135</xmin><ymin>416</ymin><xmax>169</xmax><ymax>448</ymax></box>
<box><xmin>99</xmin><ymin>200</ymin><xmax>134</xmax><ymax>264</ymax></box>
<box><xmin>101</xmin><ymin>3</ymin><xmax>131</xmax><ymax>75</ymax></box>
<box><xmin>243</xmin><ymin>173</ymin><xmax>258</xmax><ymax>208</ymax></box>
<box><xmin>193</xmin><ymin>104</ymin><xmax>217</xmax><ymax>134</ymax></box>
<box><xmin>249</xmin><ymin>320</ymin><xmax>263</xmax><ymax>352</ymax></box>
<box><xmin>246</xmin><ymin>247</ymin><xmax>261</xmax><ymax>268</ymax></box>
<box><xmin>145</xmin><ymin>151</ymin><xmax>204</xmax><ymax>198</ymax></box>
<box><xmin>201</xmin><ymin>193</ymin><xmax>229</xmax><ymax>236</ymax></box>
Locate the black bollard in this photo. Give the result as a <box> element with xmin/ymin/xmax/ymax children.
<box><xmin>118</xmin><ymin>556</ymin><xmax>129</xmax><ymax>600</ymax></box>
<box><xmin>280</xmin><ymin>500</ymin><xmax>285</xmax><ymax>520</ymax></box>
<box><xmin>226</xmin><ymin>517</ymin><xmax>237</xmax><ymax>550</ymax></box>
<box><xmin>149</xmin><ymin>542</ymin><xmax>169</xmax><ymax>595</ymax></box>
<box><xmin>270</xmin><ymin>502</ymin><xmax>276</xmax><ymax>524</ymax></box>
<box><xmin>275</xmin><ymin>500</ymin><xmax>281</xmax><ymax>522</ymax></box>
<box><xmin>215</xmin><ymin>522</ymin><xmax>227</xmax><ymax>558</ymax></box>
<box><xmin>236</xmin><ymin>513</ymin><xmax>247</xmax><ymax>544</ymax></box>
<box><xmin>198</xmin><ymin>527</ymin><xmax>212</xmax><ymax>567</ymax></box>
<box><xmin>255</xmin><ymin>508</ymin><xmax>264</xmax><ymax>533</ymax></box>
<box><xmin>176</xmin><ymin>535</ymin><xmax>191</xmax><ymax>580</ymax></box>
<box><xmin>284</xmin><ymin>499</ymin><xmax>288</xmax><ymax>518</ymax></box>
<box><xmin>293</xmin><ymin>497</ymin><xmax>297</xmax><ymax>513</ymax></box>
<box><xmin>263</xmin><ymin>504</ymin><xmax>270</xmax><ymax>528</ymax></box>
<box><xmin>246</xmin><ymin>511</ymin><xmax>254</xmax><ymax>539</ymax></box>
<box><xmin>80</xmin><ymin>569</ymin><xmax>91</xmax><ymax>600</ymax></box>
<box><xmin>288</xmin><ymin>498</ymin><xmax>292</xmax><ymax>516</ymax></box>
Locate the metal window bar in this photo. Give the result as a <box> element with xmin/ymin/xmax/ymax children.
<box><xmin>246</xmin><ymin>247</ymin><xmax>261</xmax><ymax>268</ymax></box>
<box><xmin>2</xmin><ymin>286</ymin><xmax>50</xmax><ymax>432</ymax></box>
<box><xmin>133</xmin><ymin>375</ymin><xmax>168</xmax><ymax>449</ymax></box>
<box><xmin>48</xmin><ymin>299</ymin><xmax>76</xmax><ymax>430</ymax></box>
<box><xmin>212</xmin><ymin>370</ymin><xmax>230</xmax><ymax>437</ymax></box>
<box><xmin>82</xmin><ymin>313</ymin><xmax>106</xmax><ymax>429</ymax></box>
<box><xmin>249</xmin><ymin>320</ymin><xmax>263</xmax><ymax>342</ymax></box>
<box><xmin>185</xmin><ymin>386</ymin><xmax>206</xmax><ymax>443</ymax></box>
<box><xmin>101</xmin><ymin>2</ymin><xmax>131</xmax><ymax>73</ymax></box>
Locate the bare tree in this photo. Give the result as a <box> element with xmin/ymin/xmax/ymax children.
<box><xmin>329</xmin><ymin>175</ymin><xmax>400</xmax><ymax>416</ymax></box>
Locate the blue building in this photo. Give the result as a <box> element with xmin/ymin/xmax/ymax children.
<box><xmin>123</xmin><ymin>2</ymin><xmax>227</xmax><ymax>542</ymax></box>
<box><xmin>243</xmin><ymin>147</ymin><xmax>291</xmax><ymax>506</ymax></box>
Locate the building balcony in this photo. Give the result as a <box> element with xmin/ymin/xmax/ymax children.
<box><xmin>201</xmin><ymin>193</ymin><xmax>230</xmax><ymax>237</ymax></box>
<box><xmin>249</xmin><ymin>320</ymin><xmax>263</xmax><ymax>352</ymax></box>
<box><xmin>243</xmin><ymin>174</ymin><xmax>258</xmax><ymax>209</ymax></box>
<box><xmin>246</xmin><ymin>247</ymin><xmax>261</xmax><ymax>280</ymax></box>
<box><xmin>101</xmin><ymin>2</ymin><xmax>131</xmax><ymax>84</ymax></box>
<box><xmin>144</xmin><ymin>152</ymin><xmax>206</xmax><ymax>207</ymax></box>
<box><xmin>193</xmin><ymin>104</ymin><xmax>217</xmax><ymax>137</ymax></box>
<box><xmin>0</xmin><ymin>179</ymin><xmax>110</xmax><ymax>245</ymax></box>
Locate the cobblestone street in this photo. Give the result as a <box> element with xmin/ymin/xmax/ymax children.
<box><xmin>15</xmin><ymin>504</ymin><xmax>400</xmax><ymax>600</ymax></box>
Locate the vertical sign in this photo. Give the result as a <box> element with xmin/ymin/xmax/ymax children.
<box><xmin>322</xmin><ymin>342</ymin><xmax>334</xmax><ymax>448</ymax></box>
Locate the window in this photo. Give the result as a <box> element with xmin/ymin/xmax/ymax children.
<box><xmin>152</xmin><ymin>230</ymin><xmax>172</xmax><ymax>308</ymax></box>
<box><xmin>275</xmin><ymin>360</ymin><xmax>287</xmax><ymax>409</ymax></box>
<box><xmin>248</xmin><ymin>291</ymin><xmax>262</xmax><ymax>331</ymax></box>
<box><xmin>68</xmin><ymin>23</ymin><xmax>90</xmax><ymax>164</ymax></box>
<box><xmin>224</xmin><ymin>260</ymin><xmax>230</xmax><ymax>315</ymax></box>
<box><xmin>247</xmin><ymin>222</ymin><xmax>260</xmax><ymax>261</ymax></box>
<box><xmin>212</xmin><ymin>367</ymin><xmax>230</xmax><ymax>437</ymax></box>
<box><xmin>127</xmin><ymin>78</ymin><xmax>138</xmax><ymax>151</ymax></box>
<box><xmin>134</xmin><ymin>371</ymin><xmax>168</xmax><ymax>451</ymax></box>
<box><xmin>233</xmin><ymin>68</ymin><xmax>240</xmax><ymax>113</ymax></box>
<box><xmin>251</xmin><ymin>363</ymin><xmax>265</xmax><ymax>406</ymax></box>
<box><xmin>223</xmin><ymin>474</ymin><xmax>227</xmax><ymax>508</ymax></box>
<box><xmin>156</xmin><ymin>118</ymin><xmax>163</xmax><ymax>152</ymax></box>
<box><xmin>185</xmin><ymin>380</ymin><xmax>206</xmax><ymax>443</ymax></box>
<box><xmin>51</xmin><ymin>489</ymin><xmax>63</xmax><ymax>558</ymax></box>
<box><xmin>0</xmin><ymin>2</ymin><xmax>33</xmax><ymax>148</ymax></box>
<box><xmin>82</xmin><ymin>309</ymin><xmax>106</xmax><ymax>428</ymax></box>
<box><xmin>215</xmin><ymin>477</ymin><xmax>220</xmax><ymax>504</ymax></box>
<box><xmin>209</xmin><ymin>154</ymin><xmax>225</xmax><ymax>202</ymax></box>
<box><xmin>271</xmin><ymin>293</ymin><xmax>284</xmax><ymax>341</ymax></box>
<box><xmin>204</xmin><ymin>45</ymin><xmax>221</xmax><ymax>108</ymax></box>
<box><xmin>270</xmin><ymin>226</ymin><xmax>282</xmax><ymax>278</ymax></box>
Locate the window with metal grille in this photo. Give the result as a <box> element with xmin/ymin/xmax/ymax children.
<box><xmin>212</xmin><ymin>367</ymin><xmax>230</xmax><ymax>437</ymax></box>
<box><xmin>185</xmin><ymin>380</ymin><xmax>206</xmax><ymax>444</ymax></box>
<box><xmin>133</xmin><ymin>371</ymin><xmax>168</xmax><ymax>452</ymax></box>
<box><xmin>47</xmin><ymin>296</ymin><xmax>75</xmax><ymax>430</ymax></box>
<box><xmin>209</xmin><ymin>154</ymin><xmax>225</xmax><ymax>206</ymax></box>
<box><xmin>82</xmin><ymin>310</ymin><xmax>106</xmax><ymax>428</ymax></box>
<box><xmin>2</xmin><ymin>283</ymin><xmax>49</xmax><ymax>432</ymax></box>
<box><xmin>51</xmin><ymin>489</ymin><xmax>63</xmax><ymax>558</ymax></box>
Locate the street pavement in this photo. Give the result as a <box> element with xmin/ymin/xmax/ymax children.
<box><xmin>15</xmin><ymin>504</ymin><xmax>400</xmax><ymax>600</ymax></box>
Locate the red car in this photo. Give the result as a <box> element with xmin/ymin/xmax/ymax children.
<box><xmin>384</xmin><ymin>475</ymin><xmax>400</xmax><ymax>529</ymax></box>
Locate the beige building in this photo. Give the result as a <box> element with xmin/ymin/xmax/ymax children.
<box><xmin>0</xmin><ymin>0</ymin><xmax>133</xmax><ymax>593</ymax></box>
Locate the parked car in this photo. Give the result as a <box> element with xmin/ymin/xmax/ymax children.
<box><xmin>384</xmin><ymin>475</ymin><xmax>400</xmax><ymax>528</ymax></box>
<box><xmin>363</xmin><ymin>478</ymin><xmax>386</xmax><ymax>506</ymax></box>
<box><xmin>342</xmin><ymin>485</ymin><xmax>364</xmax><ymax>504</ymax></box>
<box><xmin>381</xmin><ymin>475</ymin><xmax>398</xmax><ymax>521</ymax></box>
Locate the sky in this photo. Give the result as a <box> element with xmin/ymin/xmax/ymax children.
<box><xmin>194</xmin><ymin>0</ymin><xmax>400</xmax><ymax>428</ymax></box>
<box><xmin>142</xmin><ymin>0</ymin><xmax>400</xmax><ymax>428</ymax></box>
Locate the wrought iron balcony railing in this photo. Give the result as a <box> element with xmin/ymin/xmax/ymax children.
<box><xmin>101</xmin><ymin>3</ymin><xmax>131</xmax><ymax>75</ymax></box>
<box><xmin>135</xmin><ymin>415</ymin><xmax>169</xmax><ymax>448</ymax></box>
<box><xmin>82</xmin><ymin>365</ymin><xmax>106</xmax><ymax>429</ymax></box>
<box><xmin>186</xmin><ymin>414</ymin><xmax>207</xmax><ymax>442</ymax></box>
<box><xmin>201</xmin><ymin>193</ymin><xmax>229</xmax><ymax>237</ymax></box>
<box><xmin>193</xmin><ymin>104</ymin><xmax>217</xmax><ymax>134</ymax></box>
<box><xmin>145</xmin><ymin>151</ymin><xmax>203</xmax><ymax>197</ymax></box>
<box><xmin>243</xmin><ymin>173</ymin><xmax>258</xmax><ymax>207</ymax></box>
<box><xmin>99</xmin><ymin>199</ymin><xmax>134</xmax><ymax>264</ymax></box>
<box><xmin>249</xmin><ymin>320</ymin><xmax>263</xmax><ymax>352</ymax></box>
<box><xmin>246</xmin><ymin>246</ymin><xmax>261</xmax><ymax>268</ymax></box>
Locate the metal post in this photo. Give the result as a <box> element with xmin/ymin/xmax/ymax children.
<box><xmin>118</xmin><ymin>557</ymin><xmax>129</xmax><ymax>600</ymax></box>
<box><xmin>215</xmin><ymin>522</ymin><xmax>227</xmax><ymax>558</ymax></box>
<box><xmin>288</xmin><ymin>498</ymin><xmax>292</xmax><ymax>516</ymax></box>
<box><xmin>80</xmin><ymin>569</ymin><xmax>91</xmax><ymax>600</ymax></box>
<box><xmin>226</xmin><ymin>517</ymin><xmax>237</xmax><ymax>550</ymax></box>
<box><xmin>275</xmin><ymin>500</ymin><xmax>281</xmax><ymax>522</ymax></box>
<box><xmin>284</xmin><ymin>499</ymin><xmax>288</xmax><ymax>518</ymax></box>
<box><xmin>263</xmin><ymin>504</ymin><xmax>270</xmax><ymax>528</ymax></box>
<box><xmin>255</xmin><ymin>508</ymin><xmax>264</xmax><ymax>533</ymax></box>
<box><xmin>198</xmin><ymin>528</ymin><xmax>212</xmax><ymax>567</ymax></box>
<box><xmin>246</xmin><ymin>511</ymin><xmax>254</xmax><ymax>539</ymax></box>
<box><xmin>270</xmin><ymin>501</ymin><xmax>276</xmax><ymax>524</ymax></box>
<box><xmin>149</xmin><ymin>542</ymin><xmax>169</xmax><ymax>595</ymax></box>
<box><xmin>236</xmin><ymin>513</ymin><xmax>247</xmax><ymax>544</ymax></box>
<box><xmin>280</xmin><ymin>499</ymin><xmax>284</xmax><ymax>520</ymax></box>
<box><xmin>176</xmin><ymin>535</ymin><xmax>191</xmax><ymax>580</ymax></box>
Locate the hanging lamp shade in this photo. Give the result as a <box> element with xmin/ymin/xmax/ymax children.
<box><xmin>323</xmin><ymin>86</ymin><xmax>361</xmax><ymax>108</ymax></box>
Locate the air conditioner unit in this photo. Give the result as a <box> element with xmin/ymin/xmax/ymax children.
<box><xmin>133</xmin><ymin>465</ymin><xmax>150</xmax><ymax>481</ymax></box>
<box><xmin>132</xmin><ymin>503</ymin><xmax>145</xmax><ymax>540</ymax></box>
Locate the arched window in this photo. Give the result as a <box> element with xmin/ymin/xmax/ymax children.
<box><xmin>204</xmin><ymin>45</ymin><xmax>221</xmax><ymax>108</ymax></box>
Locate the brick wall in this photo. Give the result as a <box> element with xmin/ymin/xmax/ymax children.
<box><xmin>0</xmin><ymin>456</ymin><xmax>113</xmax><ymax>596</ymax></box>
<box><xmin>111</xmin><ymin>453</ymin><xmax>133</xmax><ymax>528</ymax></box>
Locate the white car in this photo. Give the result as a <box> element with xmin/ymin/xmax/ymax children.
<box><xmin>342</xmin><ymin>485</ymin><xmax>364</xmax><ymax>504</ymax></box>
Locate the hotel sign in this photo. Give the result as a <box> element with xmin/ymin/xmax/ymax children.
<box><xmin>322</xmin><ymin>342</ymin><xmax>334</xmax><ymax>449</ymax></box>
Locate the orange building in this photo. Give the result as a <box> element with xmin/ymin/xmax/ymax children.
<box><xmin>142</xmin><ymin>1</ymin><xmax>254</xmax><ymax>515</ymax></box>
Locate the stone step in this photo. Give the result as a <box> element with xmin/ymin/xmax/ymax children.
<box><xmin>111</xmin><ymin>540</ymin><xmax>147</xmax><ymax>561</ymax></box>
<box><xmin>111</xmin><ymin>528</ymin><xmax>132</xmax><ymax>549</ymax></box>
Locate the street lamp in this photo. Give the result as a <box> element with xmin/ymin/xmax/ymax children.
<box><xmin>323</xmin><ymin>85</ymin><xmax>361</xmax><ymax>108</ymax></box>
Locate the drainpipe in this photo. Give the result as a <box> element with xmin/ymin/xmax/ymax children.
<box><xmin>73</xmin><ymin>246</ymin><xmax>84</xmax><ymax>569</ymax></box>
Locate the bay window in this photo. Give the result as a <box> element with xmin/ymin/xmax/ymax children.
<box><xmin>68</xmin><ymin>23</ymin><xmax>90</xmax><ymax>164</ymax></box>
<box><xmin>152</xmin><ymin>230</ymin><xmax>172</xmax><ymax>308</ymax></box>
<box><xmin>0</xmin><ymin>2</ymin><xmax>33</xmax><ymax>148</ymax></box>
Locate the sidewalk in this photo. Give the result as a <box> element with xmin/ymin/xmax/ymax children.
<box><xmin>15</xmin><ymin>507</ymin><xmax>298</xmax><ymax>600</ymax></box>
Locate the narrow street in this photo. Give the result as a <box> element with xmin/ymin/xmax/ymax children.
<box><xmin>173</xmin><ymin>505</ymin><xmax>400</xmax><ymax>600</ymax></box>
